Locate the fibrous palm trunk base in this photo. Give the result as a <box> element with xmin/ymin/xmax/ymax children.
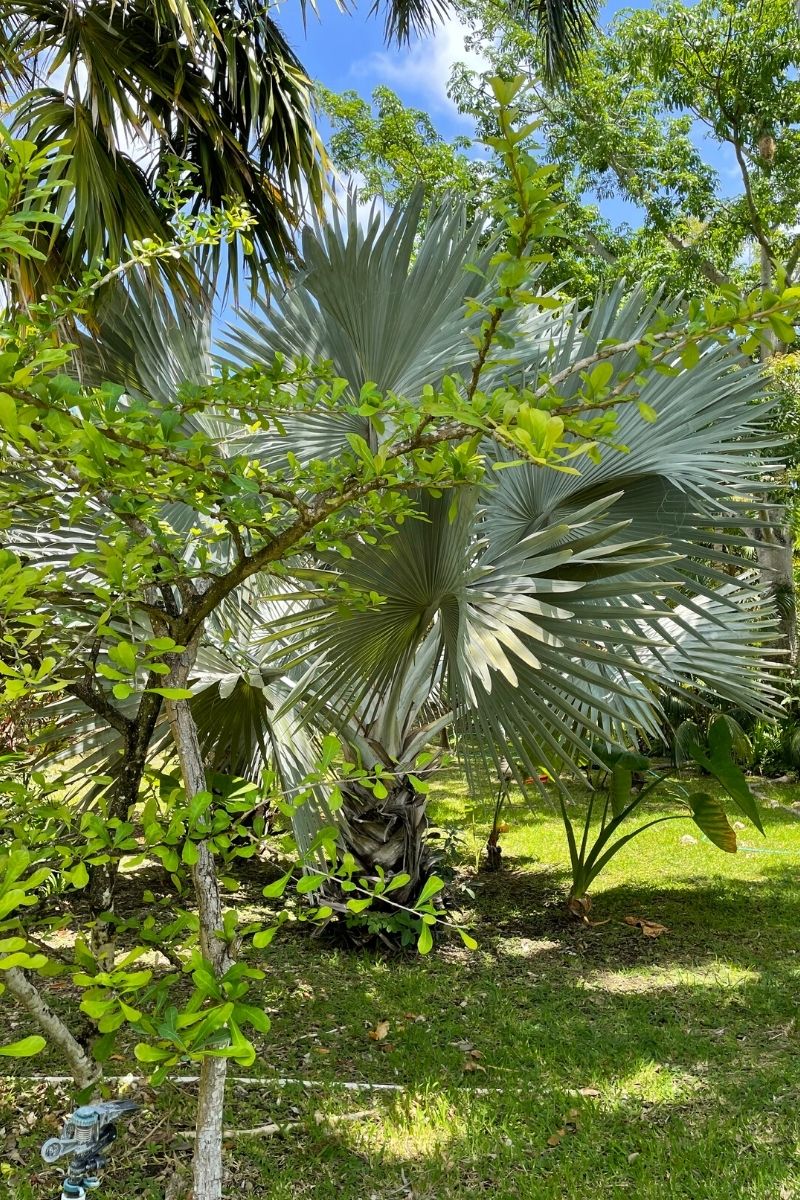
<box><xmin>324</xmin><ymin>776</ymin><xmax>433</xmax><ymax>943</ymax></box>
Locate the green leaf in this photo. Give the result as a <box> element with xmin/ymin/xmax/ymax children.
<box><xmin>262</xmin><ymin>873</ymin><xmax>291</xmax><ymax>898</ymax></box>
<box><xmin>688</xmin><ymin>792</ymin><xmax>737</xmax><ymax>853</ymax></box>
<box><xmin>691</xmin><ymin>717</ymin><xmax>764</xmax><ymax>834</ymax></box>
<box><xmin>768</xmin><ymin>313</ymin><xmax>796</xmax><ymax>346</ymax></box>
<box><xmin>319</xmin><ymin>734</ymin><xmax>340</xmax><ymax>769</ymax></box>
<box><xmin>296</xmin><ymin>873</ymin><xmax>325</xmax><ymax>894</ymax></box>
<box><xmin>147</xmin><ymin>687</ymin><xmax>194</xmax><ymax>700</ymax></box>
<box><xmin>236</xmin><ymin>1004</ymin><xmax>271</xmax><ymax>1034</ymax></box>
<box><xmin>417</xmin><ymin>923</ymin><xmax>434</xmax><ymax>955</ymax></box>
<box><xmin>589</xmin><ymin>362</ymin><xmax>614</xmax><ymax>390</ymax></box>
<box><xmin>384</xmin><ymin>873</ymin><xmax>412</xmax><ymax>894</ymax></box>
<box><xmin>0</xmin><ymin>938</ymin><xmax>26</xmax><ymax>954</ymax></box>
<box><xmin>108</xmin><ymin>641</ymin><xmax>137</xmax><ymax>675</ymax></box>
<box><xmin>181</xmin><ymin>840</ymin><xmax>199</xmax><ymax>866</ymax></box>
<box><xmin>0</xmin><ymin>952</ymin><xmax>47</xmax><ymax>971</ymax></box>
<box><xmin>0</xmin><ymin>393</ymin><xmax>18</xmax><ymax>436</ymax></box>
<box><xmin>134</xmin><ymin>1043</ymin><xmax>172</xmax><ymax>1063</ymax></box>
<box><xmin>0</xmin><ymin>1036</ymin><xmax>46</xmax><ymax>1058</ymax></box>
<box><xmin>416</xmin><ymin>875</ymin><xmax>445</xmax><ymax>906</ymax></box>
<box><xmin>680</xmin><ymin>340</ymin><xmax>701</xmax><ymax>369</ymax></box>
<box><xmin>252</xmin><ymin>926</ymin><xmax>278</xmax><ymax>949</ymax></box>
<box><xmin>458</xmin><ymin>928</ymin><xmax>478</xmax><ymax>951</ymax></box>
<box><xmin>69</xmin><ymin>862</ymin><xmax>89</xmax><ymax>889</ymax></box>
<box><xmin>609</xmin><ymin>765</ymin><xmax>632</xmax><ymax>819</ymax></box>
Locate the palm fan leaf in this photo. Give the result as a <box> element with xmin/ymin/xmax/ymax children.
<box><xmin>219</xmin><ymin>192</ymin><xmax>494</xmax><ymax>464</ymax></box>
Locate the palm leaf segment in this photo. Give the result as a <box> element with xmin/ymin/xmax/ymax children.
<box><xmin>219</xmin><ymin>192</ymin><xmax>491</xmax><ymax>463</ymax></box>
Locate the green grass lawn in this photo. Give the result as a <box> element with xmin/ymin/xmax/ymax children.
<box><xmin>3</xmin><ymin>774</ymin><xmax>800</xmax><ymax>1199</ymax></box>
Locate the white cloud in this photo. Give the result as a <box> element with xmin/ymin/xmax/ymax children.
<box><xmin>324</xmin><ymin>170</ymin><xmax>389</xmax><ymax>231</ymax></box>
<box><xmin>352</xmin><ymin>16</ymin><xmax>490</xmax><ymax>117</ymax></box>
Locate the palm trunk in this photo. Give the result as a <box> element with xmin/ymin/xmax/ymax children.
<box><xmin>754</xmin><ymin>524</ymin><xmax>798</xmax><ymax>666</ymax></box>
<box><xmin>334</xmin><ymin>775</ymin><xmax>431</xmax><ymax>909</ymax></box>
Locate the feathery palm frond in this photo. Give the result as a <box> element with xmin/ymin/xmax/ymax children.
<box><xmin>370</xmin><ymin>0</ymin><xmax>452</xmax><ymax>43</ymax></box>
<box><xmin>512</xmin><ymin>0</ymin><xmax>599</xmax><ymax>82</ymax></box>
<box><xmin>2</xmin><ymin>0</ymin><xmax>324</xmax><ymax>298</ymax></box>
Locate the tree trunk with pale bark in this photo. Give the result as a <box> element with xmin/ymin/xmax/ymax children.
<box><xmin>165</xmin><ymin>637</ymin><xmax>231</xmax><ymax>1200</ymax></box>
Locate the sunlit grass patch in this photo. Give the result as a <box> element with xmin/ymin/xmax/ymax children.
<box><xmin>2</xmin><ymin>777</ymin><xmax>800</xmax><ymax>1197</ymax></box>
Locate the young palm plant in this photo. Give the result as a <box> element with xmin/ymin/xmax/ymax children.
<box><xmin>218</xmin><ymin>202</ymin><xmax>781</xmax><ymax>905</ymax></box>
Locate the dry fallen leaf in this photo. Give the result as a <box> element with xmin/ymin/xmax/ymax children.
<box><xmin>546</xmin><ymin>1132</ymin><xmax>564</xmax><ymax>1147</ymax></box>
<box><xmin>623</xmin><ymin>916</ymin><xmax>668</xmax><ymax>938</ymax></box>
<box><xmin>463</xmin><ymin>1058</ymin><xmax>486</xmax><ymax>1073</ymax></box>
<box><xmin>679</xmin><ymin>834</ymin><xmax>698</xmax><ymax>846</ymax></box>
<box><xmin>578</xmin><ymin>1086</ymin><xmax>601</xmax><ymax>1097</ymax></box>
<box><xmin>628</xmin><ymin>1152</ymin><xmax>640</xmax><ymax>1164</ymax></box>
<box><xmin>368</xmin><ymin>1020</ymin><xmax>390</xmax><ymax>1041</ymax></box>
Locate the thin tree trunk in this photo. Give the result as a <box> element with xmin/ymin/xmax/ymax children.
<box><xmin>165</xmin><ymin>638</ymin><xmax>231</xmax><ymax>1200</ymax></box>
<box><xmin>87</xmin><ymin>694</ymin><xmax>164</xmax><ymax>955</ymax></box>
<box><xmin>754</xmin><ymin>524</ymin><xmax>798</xmax><ymax>664</ymax></box>
<box><xmin>87</xmin><ymin>734</ymin><xmax>149</xmax><ymax>965</ymax></box>
<box><xmin>5</xmin><ymin>967</ymin><xmax>98</xmax><ymax>1090</ymax></box>
<box><xmin>755</xmin><ymin>243</ymin><xmax>798</xmax><ymax>666</ymax></box>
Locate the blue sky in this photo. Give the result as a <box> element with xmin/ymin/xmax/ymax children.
<box><xmin>275</xmin><ymin>0</ymin><xmax>640</xmax><ymax>139</ymax></box>
<box><xmin>271</xmin><ymin>0</ymin><xmax>735</xmax><ymax>230</ymax></box>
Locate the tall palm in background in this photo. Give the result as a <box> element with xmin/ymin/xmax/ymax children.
<box><xmin>0</xmin><ymin>0</ymin><xmax>325</xmax><ymax>297</ymax></box>
<box><xmin>29</xmin><ymin>195</ymin><xmax>782</xmax><ymax>915</ymax></box>
<box><xmin>521</xmin><ymin>0</ymin><xmax>599</xmax><ymax>81</ymax></box>
<box><xmin>0</xmin><ymin>0</ymin><xmax>597</xmax><ymax>301</ymax></box>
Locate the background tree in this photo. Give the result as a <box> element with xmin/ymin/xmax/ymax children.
<box><xmin>441</xmin><ymin>0</ymin><xmax>800</xmax><ymax>660</ymax></box>
<box><xmin>319</xmin><ymin>84</ymin><xmax>487</xmax><ymax>221</ymax></box>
